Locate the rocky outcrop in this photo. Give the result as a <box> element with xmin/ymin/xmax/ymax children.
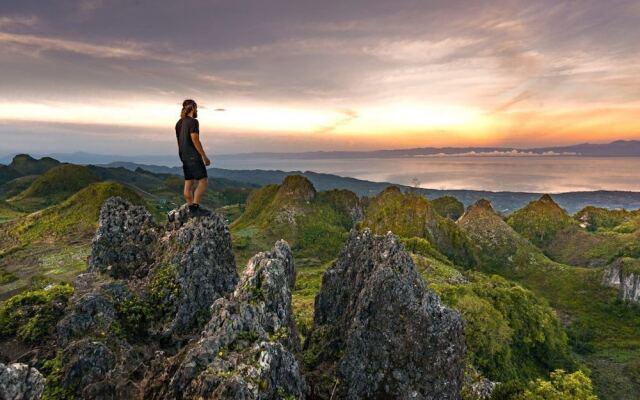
<box><xmin>0</xmin><ymin>363</ymin><xmax>44</xmax><ymax>400</ymax></box>
<box><xmin>53</xmin><ymin>199</ymin><xmax>239</xmax><ymax>399</ymax></box>
<box><xmin>1</xmin><ymin>195</ymin><xmax>472</xmax><ymax>399</ymax></box>
<box><xmin>603</xmin><ymin>258</ymin><xmax>640</xmax><ymax>304</ymax></box>
<box><xmin>89</xmin><ymin>197</ymin><xmax>160</xmax><ymax>279</ymax></box>
<box><xmin>273</xmin><ymin>175</ymin><xmax>317</xmax><ymax>224</ymax></box>
<box><xmin>144</xmin><ymin>240</ymin><xmax>307</xmax><ymax>399</ymax></box>
<box><xmin>304</xmin><ymin>229</ymin><xmax>465</xmax><ymax>399</ymax></box>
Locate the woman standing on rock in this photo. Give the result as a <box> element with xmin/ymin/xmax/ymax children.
<box><xmin>175</xmin><ymin>99</ymin><xmax>211</xmax><ymax>215</ymax></box>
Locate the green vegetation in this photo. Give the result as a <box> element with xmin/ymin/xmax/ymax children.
<box><xmin>0</xmin><ymin>175</ymin><xmax>39</xmax><ymax>200</ymax></box>
<box><xmin>432</xmin><ymin>195</ymin><xmax>465</xmax><ymax>220</ymax></box>
<box><xmin>113</xmin><ymin>263</ymin><xmax>182</xmax><ymax>338</ymax></box>
<box><xmin>545</xmin><ymin>224</ymin><xmax>640</xmax><ymax>267</ymax></box>
<box><xmin>0</xmin><ymin>244</ymin><xmax>90</xmax><ymax>302</ymax></box>
<box><xmin>0</xmin><ymin>200</ymin><xmax>23</xmax><ymax>223</ymax></box>
<box><xmin>0</xmin><ymin>269</ymin><xmax>17</xmax><ymax>284</ymax></box>
<box><xmin>575</xmin><ymin>206</ymin><xmax>637</xmax><ymax>232</ymax></box>
<box><xmin>8</xmin><ymin>164</ymin><xmax>100</xmax><ymax>211</ymax></box>
<box><xmin>231</xmin><ymin>176</ymin><xmax>358</xmax><ymax>266</ymax></box>
<box><xmin>3</xmin><ymin>182</ymin><xmax>143</xmax><ymax>247</ymax></box>
<box><xmin>292</xmin><ymin>261</ymin><xmax>329</xmax><ymax>338</ymax></box>
<box><xmin>41</xmin><ymin>350</ymin><xmax>75</xmax><ymax>400</ymax></box>
<box><xmin>362</xmin><ymin>186</ymin><xmax>478</xmax><ymax>268</ymax></box>
<box><xmin>8</xmin><ymin>154</ymin><xmax>60</xmax><ymax>176</ymax></box>
<box><xmin>0</xmin><ymin>165</ymin><xmax>21</xmax><ymax>186</ymax></box>
<box><xmin>519</xmin><ymin>369</ymin><xmax>597</xmax><ymax>400</ymax></box>
<box><xmin>457</xmin><ymin>199</ymin><xmax>549</xmax><ymax>275</ymax></box>
<box><xmin>507</xmin><ymin>194</ymin><xmax>576</xmax><ymax>248</ymax></box>
<box><xmin>0</xmin><ymin>283</ymin><xmax>73</xmax><ymax>342</ymax></box>
<box><xmin>147</xmin><ymin>263</ymin><xmax>181</xmax><ymax>319</ymax></box>
<box><xmin>0</xmin><ymin>156</ymin><xmax>637</xmax><ymax>399</ymax></box>
<box><xmin>414</xmin><ymin>253</ymin><xmax>574</xmax><ymax>382</ymax></box>
<box><xmin>402</xmin><ymin>237</ymin><xmax>451</xmax><ymax>264</ymax></box>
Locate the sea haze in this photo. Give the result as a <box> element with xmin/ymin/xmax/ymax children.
<box><xmin>212</xmin><ymin>156</ymin><xmax>640</xmax><ymax>193</ymax></box>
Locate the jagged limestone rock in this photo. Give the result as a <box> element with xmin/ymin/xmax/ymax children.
<box><xmin>0</xmin><ymin>362</ymin><xmax>44</xmax><ymax>400</ymax></box>
<box><xmin>144</xmin><ymin>240</ymin><xmax>307</xmax><ymax>400</ymax></box>
<box><xmin>89</xmin><ymin>197</ymin><xmax>160</xmax><ymax>278</ymax></box>
<box><xmin>52</xmin><ymin>199</ymin><xmax>239</xmax><ymax>399</ymax></box>
<box><xmin>163</xmin><ymin>204</ymin><xmax>239</xmax><ymax>334</ymax></box>
<box><xmin>304</xmin><ymin>229</ymin><xmax>465</xmax><ymax>399</ymax></box>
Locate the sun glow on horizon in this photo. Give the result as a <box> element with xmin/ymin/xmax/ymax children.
<box><xmin>1</xmin><ymin>98</ymin><xmax>639</xmax><ymax>150</ymax></box>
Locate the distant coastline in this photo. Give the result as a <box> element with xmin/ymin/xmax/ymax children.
<box><xmin>2</xmin><ymin>139</ymin><xmax>640</xmax><ymax>166</ymax></box>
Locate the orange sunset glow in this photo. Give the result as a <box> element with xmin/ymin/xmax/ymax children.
<box><xmin>0</xmin><ymin>1</ymin><xmax>639</xmax><ymax>154</ymax></box>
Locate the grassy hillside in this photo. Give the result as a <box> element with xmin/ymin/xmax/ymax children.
<box><xmin>87</xmin><ymin>165</ymin><xmax>254</xmax><ymax>218</ymax></box>
<box><xmin>7</xmin><ymin>154</ymin><xmax>60</xmax><ymax>176</ymax></box>
<box><xmin>507</xmin><ymin>196</ymin><xmax>640</xmax><ymax>268</ymax></box>
<box><xmin>457</xmin><ymin>199</ymin><xmax>640</xmax><ymax>399</ymax></box>
<box><xmin>507</xmin><ymin>194</ymin><xmax>576</xmax><ymax>248</ymax></box>
<box><xmin>231</xmin><ymin>175</ymin><xmax>359</xmax><ymax>267</ymax></box>
<box><xmin>3</xmin><ymin>181</ymin><xmax>144</xmax><ymax>248</ymax></box>
<box><xmin>457</xmin><ymin>199</ymin><xmax>552</xmax><ymax>275</ymax></box>
<box><xmin>8</xmin><ymin>164</ymin><xmax>100</xmax><ymax>211</ymax></box>
<box><xmin>575</xmin><ymin>206</ymin><xmax>638</xmax><ymax>232</ymax></box>
<box><xmin>0</xmin><ymin>182</ymin><xmax>145</xmax><ymax>300</ymax></box>
<box><xmin>431</xmin><ymin>195</ymin><xmax>465</xmax><ymax>220</ymax></box>
<box><xmin>362</xmin><ymin>187</ymin><xmax>478</xmax><ymax>268</ymax></box>
<box><xmin>0</xmin><ymin>201</ymin><xmax>23</xmax><ymax>224</ymax></box>
<box><xmin>0</xmin><ymin>175</ymin><xmax>39</xmax><ymax>200</ymax></box>
<box><xmin>0</xmin><ymin>165</ymin><xmax>21</xmax><ymax>186</ymax></box>
<box><xmin>0</xmin><ymin>154</ymin><xmax>637</xmax><ymax>398</ymax></box>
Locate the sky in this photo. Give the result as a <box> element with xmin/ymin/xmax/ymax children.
<box><xmin>0</xmin><ymin>0</ymin><xmax>639</xmax><ymax>156</ymax></box>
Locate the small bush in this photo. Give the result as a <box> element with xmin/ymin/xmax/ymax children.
<box><xmin>0</xmin><ymin>283</ymin><xmax>73</xmax><ymax>342</ymax></box>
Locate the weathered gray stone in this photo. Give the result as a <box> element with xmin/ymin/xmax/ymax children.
<box><xmin>145</xmin><ymin>240</ymin><xmax>307</xmax><ymax>400</ymax></box>
<box><xmin>163</xmin><ymin>204</ymin><xmax>239</xmax><ymax>334</ymax></box>
<box><xmin>62</xmin><ymin>340</ymin><xmax>116</xmax><ymax>393</ymax></box>
<box><xmin>52</xmin><ymin>199</ymin><xmax>239</xmax><ymax>399</ymax></box>
<box><xmin>305</xmin><ymin>229</ymin><xmax>465</xmax><ymax>399</ymax></box>
<box><xmin>89</xmin><ymin>197</ymin><xmax>160</xmax><ymax>279</ymax></box>
<box><xmin>0</xmin><ymin>363</ymin><xmax>44</xmax><ymax>400</ymax></box>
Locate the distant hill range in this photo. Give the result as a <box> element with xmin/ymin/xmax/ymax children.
<box><xmin>3</xmin><ymin>150</ymin><xmax>640</xmax><ymax>213</ymax></box>
<box><xmin>214</xmin><ymin>139</ymin><xmax>640</xmax><ymax>159</ymax></box>
<box><xmin>102</xmin><ymin>161</ymin><xmax>640</xmax><ymax>214</ymax></box>
<box><xmin>2</xmin><ymin>140</ymin><xmax>640</xmax><ymax>165</ymax></box>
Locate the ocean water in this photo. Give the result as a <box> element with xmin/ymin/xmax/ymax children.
<box><xmin>214</xmin><ymin>156</ymin><xmax>640</xmax><ymax>193</ymax></box>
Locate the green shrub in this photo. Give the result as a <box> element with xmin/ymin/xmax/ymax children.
<box><xmin>518</xmin><ymin>369</ymin><xmax>597</xmax><ymax>400</ymax></box>
<box><xmin>41</xmin><ymin>350</ymin><xmax>75</xmax><ymax>400</ymax></box>
<box><xmin>0</xmin><ymin>283</ymin><xmax>73</xmax><ymax>342</ymax></box>
<box><xmin>435</xmin><ymin>273</ymin><xmax>574</xmax><ymax>382</ymax></box>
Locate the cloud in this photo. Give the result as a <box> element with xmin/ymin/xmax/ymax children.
<box><xmin>0</xmin><ymin>31</ymin><xmax>183</xmax><ymax>63</ymax></box>
<box><xmin>0</xmin><ymin>15</ymin><xmax>40</xmax><ymax>30</ymax></box>
<box><xmin>199</xmin><ymin>74</ymin><xmax>254</xmax><ymax>87</ymax></box>
<box><xmin>488</xmin><ymin>90</ymin><xmax>535</xmax><ymax>114</ymax></box>
<box><xmin>0</xmin><ymin>0</ymin><xmax>639</xmax><ymax>153</ymax></box>
<box><xmin>315</xmin><ymin>109</ymin><xmax>359</xmax><ymax>134</ymax></box>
